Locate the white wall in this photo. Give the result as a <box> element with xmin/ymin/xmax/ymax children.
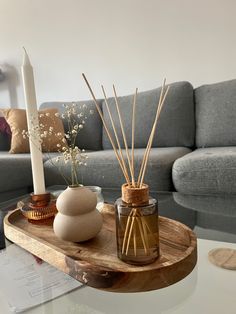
<box><xmin>1</xmin><ymin>0</ymin><xmax>236</xmax><ymax>108</ymax></box>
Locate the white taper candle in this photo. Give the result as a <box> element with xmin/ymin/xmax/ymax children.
<box><xmin>21</xmin><ymin>48</ymin><xmax>46</xmax><ymax>194</ymax></box>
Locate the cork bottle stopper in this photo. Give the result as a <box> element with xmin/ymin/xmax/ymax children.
<box><xmin>121</xmin><ymin>183</ymin><xmax>149</xmax><ymax>206</ymax></box>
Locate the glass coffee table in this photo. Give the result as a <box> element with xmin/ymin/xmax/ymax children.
<box><xmin>0</xmin><ymin>186</ymin><xmax>236</xmax><ymax>313</ymax></box>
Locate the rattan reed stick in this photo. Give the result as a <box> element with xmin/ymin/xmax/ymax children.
<box><xmin>125</xmin><ymin>210</ymin><xmax>137</xmax><ymax>255</ymax></box>
<box><xmin>139</xmin><ymin>86</ymin><xmax>168</xmax><ymax>187</ymax></box>
<box><xmin>139</xmin><ymin>85</ymin><xmax>170</xmax><ymax>187</ymax></box>
<box><xmin>136</xmin><ymin>215</ymin><xmax>148</xmax><ymax>255</ymax></box>
<box><xmin>141</xmin><ymin>217</ymin><xmax>150</xmax><ymax>251</ymax></box>
<box><xmin>133</xmin><ymin>220</ymin><xmax>137</xmax><ymax>256</ymax></box>
<box><xmin>136</xmin><ymin>80</ymin><xmax>165</xmax><ymax>187</ymax></box>
<box><xmin>122</xmin><ymin>208</ymin><xmax>150</xmax><ymax>256</ymax></box>
<box><xmin>83</xmin><ymin>73</ymin><xmax>169</xmax><ymax>257</ymax></box>
<box><xmin>82</xmin><ymin>74</ymin><xmax>130</xmax><ymax>184</ymax></box>
<box><xmin>113</xmin><ymin>85</ymin><xmax>135</xmax><ymax>186</ymax></box>
<box><xmin>142</xmin><ymin>218</ymin><xmax>158</xmax><ymax>243</ymax></box>
<box><xmin>131</xmin><ymin>88</ymin><xmax>138</xmax><ymax>187</ymax></box>
<box><xmin>101</xmin><ymin>85</ymin><xmax>131</xmax><ymax>185</ymax></box>
<box><xmin>122</xmin><ymin>211</ymin><xmax>133</xmax><ymax>254</ymax></box>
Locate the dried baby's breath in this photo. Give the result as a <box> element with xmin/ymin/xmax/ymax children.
<box><xmin>22</xmin><ymin>103</ymin><xmax>94</xmax><ymax>187</ymax></box>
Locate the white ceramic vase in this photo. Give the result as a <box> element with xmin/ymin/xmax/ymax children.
<box><xmin>53</xmin><ymin>186</ymin><xmax>103</xmax><ymax>242</ymax></box>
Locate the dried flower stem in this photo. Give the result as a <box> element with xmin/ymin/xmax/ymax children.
<box><xmin>44</xmin><ymin>152</ymin><xmax>70</xmax><ymax>186</ymax></box>
<box><xmin>22</xmin><ymin>105</ymin><xmax>89</xmax><ymax>187</ymax></box>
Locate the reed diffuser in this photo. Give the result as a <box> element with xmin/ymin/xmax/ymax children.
<box><xmin>83</xmin><ymin>74</ymin><xmax>169</xmax><ymax>265</ymax></box>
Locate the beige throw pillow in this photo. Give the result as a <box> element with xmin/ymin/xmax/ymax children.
<box><xmin>1</xmin><ymin>108</ymin><xmax>65</xmax><ymax>153</ymax></box>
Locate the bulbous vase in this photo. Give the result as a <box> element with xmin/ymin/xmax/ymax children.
<box><xmin>53</xmin><ymin>186</ymin><xmax>103</xmax><ymax>242</ymax></box>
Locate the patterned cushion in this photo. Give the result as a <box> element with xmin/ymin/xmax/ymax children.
<box><xmin>1</xmin><ymin>108</ymin><xmax>65</xmax><ymax>153</ymax></box>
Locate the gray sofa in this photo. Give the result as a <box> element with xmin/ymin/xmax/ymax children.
<box><xmin>0</xmin><ymin>78</ymin><xmax>236</xmax><ymax>203</ymax></box>
<box><xmin>41</xmin><ymin>81</ymin><xmax>194</xmax><ymax>192</ymax></box>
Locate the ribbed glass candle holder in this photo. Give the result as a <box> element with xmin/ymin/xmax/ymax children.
<box><xmin>19</xmin><ymin>193</ymin><xmax>57</xmax><ymax>223</ymax></box>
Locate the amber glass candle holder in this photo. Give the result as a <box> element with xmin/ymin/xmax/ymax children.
<box><xmin>115</xmin><ymin>183</ymin><xmax>160</xmax><ymax>265</ymax></box>
<box><xmin>19</xmin><ymin>192</ymin><xmax>57</xmax><ymax>223</ymax></box>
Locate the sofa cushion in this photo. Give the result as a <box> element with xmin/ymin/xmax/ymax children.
<box><xmin>0</xmin><ymin>117</ymin><xmax>11</xmax><ymax>137</ymax></box>
<box><xmin>174</xmin><ymin>193</ymin><xmax>236</xmax><ymax>217</ymax></box>
<box><xmin>44</xmin><ymin>147</ymin><xmax>191</xmax><ymax>191</ymax></box>
<box><xmin>40</xmin><ymin>100</ymin><xmax>103</xmax><ymax>151</ymax></box>
<box><xmin>196</xmin><ymin>212</ymin><xmax>236</xmax><ymax>236</ymax></box>
<box><xmin>0</xmin><ymin>152</ymin><xmax>59</xmax><ymax>193</ymax></box>
<box><xmin>0</xmin><ymin>187</ymin><xmax>30</xmax><ymax>204</ymax></box>
<box><xmin>173</xmin><ymin>193</ymin><xmax>236</xmax><ymax>239</ymax></box>
<box><xmin>2</xmin><ymin>108</ymin><xmax>65</xmax><ymax>153</ymax></box>
<box><xmin>195</xmin><ymin>79</ymin><xmax>236</xmax><ymax>147</ymax></box>
<box><xmin>102</xmin><ymin>81</ymin><xmax>195</xmax><ymax>149</ymax></box>
<box><xmin>157</xmin><ymin>193</ymin><xmax>196</xmax><ymax>229</ymax></box>
<box><xmin>0</xmin><ymin>152</ymin><xmax>34</xmax><ymax>192</ymax></box>
<box><xmin>0</xmin><ymin>117</ymin><xmax>11</xmax><ymax>151</ymax></box>
<box><xmin>0</xmin><ymin>133</ymin><xmax>10</xmax><ymax>151</ymax></box>
<box><xmin>172</xmin><ymin>147</ymin><xmax>236</xmax><ymax>194</ymax></box>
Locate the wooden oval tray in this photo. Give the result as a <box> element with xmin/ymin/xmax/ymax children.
<box><xmin>4</xmin><ymin>205</ymin><xmax>197</xmax><ymax>292</ymax></box>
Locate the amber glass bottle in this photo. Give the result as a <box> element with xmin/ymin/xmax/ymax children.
<box><xmin>115</xmin><ymin>183</ymin><xmax>159</xmax><ymax>265</ymax></box>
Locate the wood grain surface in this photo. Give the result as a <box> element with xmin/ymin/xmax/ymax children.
<box><xmin>208</xmin><ymin>248</ymin><xmax>236</xmax><ymax>270</ymax></box>
<box><xmin>4</xmin><ymin>204</ymin><xmax>197</xmax><ymax>292</ymax></box>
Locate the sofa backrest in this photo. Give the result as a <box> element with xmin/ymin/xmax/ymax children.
<box><xmin>40</xmin><ymin>100</ymin><xmax>103</xmax><ymax>151</ymax></box>
<box><xmin>0</xmin><ymin>116</ymin><xmax>11</xmax><ymax>151</ymax></box>
<box><xmin>195</xmin><ymin>79</ymin><xmax>236</xmax><ymax>147</ymax></box>
<box><xmin>102</xmin><ymin>81</ymin><xmax>195</xmax><ymax>149</ymax></box>
<box><xmin>0</xmin><ymin>133</ymin><xmax>10</xmax><ymax>151</ymax></box>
